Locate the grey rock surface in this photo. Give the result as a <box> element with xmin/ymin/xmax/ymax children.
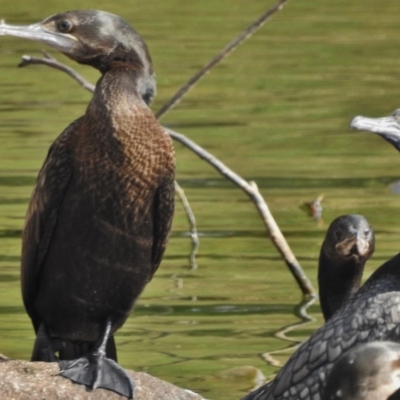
<box><xmin>0</xmin><ymin>358</ymin><xmax>206</xmax><ymax>400</ymax></box>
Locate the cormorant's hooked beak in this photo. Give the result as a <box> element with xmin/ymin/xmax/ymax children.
<box><xmin>0</xmin><ymin>19</ymin><xmax>77</xmax><ymax>53</ymax></box>
<box><xmin>351</xmin><ymin>110</ymin><xmax>400</xmax><ymax>151</ymax></box>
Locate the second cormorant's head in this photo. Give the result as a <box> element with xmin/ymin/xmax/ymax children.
<box><xmin>0</xmin><ymin>10</ymin><xmax>156</xmax><ymax>104</ymax></box>
<box><xmin>321</xmin><ymin>214</ymin><xmax>375</xmax><ymax>264</ymax></box>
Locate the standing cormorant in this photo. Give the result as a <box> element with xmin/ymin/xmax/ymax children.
<box><xmin>0</xmin><ymin>10</ymin><xmax>175</xmax><ymax>398</ymax></box>
<box><xmin>318</xmin><ymin>215</ymin><xmax>374</xmax><ymax>321</ymax></box>
<box><xmin>351</xmin><ymin>109</ymin><xmax>400</xmax><ymax>151</ymax></box>
<box><xmin>241</xmin><ymin>251</ymin><xmax>400</xmax><ymax>400</ymax></box>
<box><xmin>322</xmin><ymin>341</ymin><xmax>400</xmax><ymax>400</ymax></box>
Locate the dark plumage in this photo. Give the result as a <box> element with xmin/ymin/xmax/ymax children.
<box><xmin>0</xmin><ymin>10</ymin><xmax>174</xmax><ymax>398</ymax></box>
<box><xmin>351</xmin><ymin>109</ymin><xmax>400</xmax><ymax>151</ymax></box>
<box><xmin>322</xmin><ymin>341</ymin><xmax>400</xmax><ymax>400</ymax></box>
<box><xmin>318</xmin><ymin>215</ymin><xmax>374</xmax><ymax>321</ymax></box>
<box><xmin>241</xmin><ymin>252</ymin><xmax>400</xmax><ymax>400</ymax></box>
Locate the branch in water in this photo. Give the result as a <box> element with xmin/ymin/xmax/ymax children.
<box><xmin>155</xmin><ymin>0</ymin><xmax>291</xmax><ymax>120</ymax></box>
<box><xmin>174</xmin><ymin>181</ymin><xmax>199</xmax><ymax>270</ymax></box>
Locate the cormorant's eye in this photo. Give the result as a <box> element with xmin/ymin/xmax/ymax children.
<box><xmin>364</xmin><ymin>228</ymin><xmax>371</xmax><ymax>237</ymax></box>
<box><xmin>57</xmin><ymin>20</ymin><xmax>72</xmax><ymax>33</ymax></box>
<box><xmin>334</xmin><ymin>230</ymin><xmax>342</xmax><ymax>241</ymax></box>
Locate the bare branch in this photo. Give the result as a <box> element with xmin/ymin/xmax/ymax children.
<box><xmin>19</xmin><ymin>52</ymin><xmax>95</xmax><ymax>93</ymax></box>
<box><xmin>155</xmin><ymin>0</ymin><xmax>291</xmax><ymax>120</ymax></box>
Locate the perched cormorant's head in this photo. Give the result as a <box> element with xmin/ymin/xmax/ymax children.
<box><xmin>351</xmin><ymin>109</ymin><xmax>400</xmax><ymax>152</ymax></box>
<box><xmin>0</xmin><ymin>10</ymin><xmax>156</xmax><ymax>104</ymax></box>
<box><xmin>321</xmin><ymin>214</ymin><xmax>375</xmax><ymax>263</ymax></box>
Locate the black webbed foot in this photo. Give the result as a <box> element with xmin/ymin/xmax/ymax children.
<box><xmin>59</xmin><ymin>356</ymin><xmax>134</xmax><ymax>398</ymax></box>
<box><xmin>58</xmin><ymin>320</ymin><xmax>134</xmax><ymax>399</ymax></box>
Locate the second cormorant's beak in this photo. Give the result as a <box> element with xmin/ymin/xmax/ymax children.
<box><xmin>335</xmin><ymin>230</ymin><xmax>370</xmax><ymax>258</ymax></box>
<box><xmin>351</xmin><ymin>110</ymin><xmax>400</xmax><ymax>151</ymax></box>
<box><xmin>0</xmin><ymin>20</ymin><xmax>77</xmax><ymax>53</ymax></box>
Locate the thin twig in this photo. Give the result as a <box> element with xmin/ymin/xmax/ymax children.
<box><xmin>155</xmin><ymin>0</ymin><xmax>291</xmax><ymax>120</ymax></box>
<box><xmin>18</xmin><ymin>53</ymin><xmax>316</xmax><ymax>297</ymax></box>
<box><xmin>19</xmin><ymin>52</ymin><xmax>95</xmax><ymax>93</ymax></box>
<box><xmin>174</xmin><ymin>181</ymin><xmax>199</xmax><ymax>270</ymax></box>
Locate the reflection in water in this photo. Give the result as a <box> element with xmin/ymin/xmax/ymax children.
<box><xmin>9</xmin><ymin>173</ymin><xmax>393</xmax><ymax>190</ymax></box>
<box><xmin>390</xmin><ymin>180</ymin><xmax>400</xmax><ymax>194</ymax></box>
<box><xmin>0</xmin><ymin>176</ymin><xmax>35</xmax><ymax>186</ymax></box>
<box><xmin>135</xmin><ymin>302</ymin><xmax>295</xmax><ymax>316</ymax></box>
<box><xmin>261</xmin><ymin>296</ymin><xmax>317</xmax><ymax>370</ymax></box>
<box><xmin>0</xmin><ymin>229</ymin><xmax>22</xmax><ymax>238</ymax></box>
<box><xmin>178</xmin><ymin>176</ymin><xmax>400</xmax><ymax>189</ymax></box>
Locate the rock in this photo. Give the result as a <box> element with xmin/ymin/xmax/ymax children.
<box><xmin>0</xmin><ymin>358</ymin><xmax>206</xmax><ymax>400</ymax></box>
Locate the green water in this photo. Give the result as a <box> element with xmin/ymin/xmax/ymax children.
<box><xmin>1</xmin><ymin>1</ymin><xmax>400</xmax><ymax>399</ymax></box>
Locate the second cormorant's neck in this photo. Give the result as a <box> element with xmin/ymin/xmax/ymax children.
<box><xmin>318</xmin><ymin>251</ymin><xmax>365</xmax><ymax>321</ymax></box>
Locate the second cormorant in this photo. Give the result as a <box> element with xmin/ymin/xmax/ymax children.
<box><xmin>0</xmin><ymin>10</ymin><xmax>175</xmax><ymax>399</ymax></box>
<box><xmin>242</xmin><ymin>250</ymin><xmax>400</xmax><ymax>399</ymax></box>
<box><xmin>318</xmin><ymin>214</ymin><xmax>374</xmax><ymax>321</ymax></box>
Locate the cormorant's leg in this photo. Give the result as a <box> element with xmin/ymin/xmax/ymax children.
<box><xmin>31</xmin><ymin>324</ymin><xmax>58</xmax><ymax>362</ymax></box>
<box><xmin>58</xmin><ymin>319</ymin><xmax>134</xmax><ymax>399</ymax></box>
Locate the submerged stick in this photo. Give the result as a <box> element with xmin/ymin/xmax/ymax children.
<box><xmin>155</xmin><ymin>0</ymin><xmax>291</xmax><ymax>119</ymax></box>
<box><xmin>174</xmin><ymin>181</ymin><xmax>199</xmax><ymax>270</ymax></box>
<box><xmin>18</xmin><ymin>53</ymin><xmax>316</xmax><ymax>297</ymax></box>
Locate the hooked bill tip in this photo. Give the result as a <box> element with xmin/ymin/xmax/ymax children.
<box><xmin>350</xmin><ymin>116</ymin><xmax>364</xmax><ymax>130</ymax></box>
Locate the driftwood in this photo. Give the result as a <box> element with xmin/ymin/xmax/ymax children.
<box><xmin>16</xmin><ymin>0</ymin><xmax>315</xmax><ymax>297</ymax></box>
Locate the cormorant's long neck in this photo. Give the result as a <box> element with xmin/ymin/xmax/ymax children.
<box><xmin>81</xmin><ymin>66</ymin><xmax>147</xmax><ymax>140</ymax></box>
<box><xmin>318</xmin><ymin>251</ymin><xmax>365</xmax><ymax>321</ymax></box>
<box><xmin>76</xmin><ymin>66</ymin><xmax>150</xmax><ymax>166</ymax></box>
<box><xmin>94</xmin><ymin>66</ymin><xmax>145</xmax><ymax>112</ymax></box>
